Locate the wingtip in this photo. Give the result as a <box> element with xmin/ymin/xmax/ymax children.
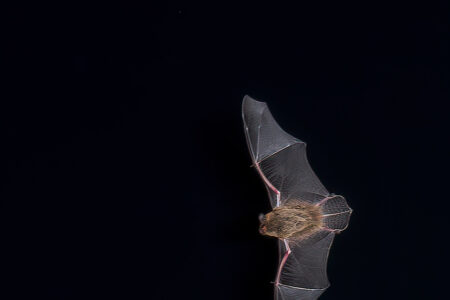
<box><xmin>242</xmin><ymin>95</ymin><xmax>268</xmax><ymax>116</ymax></box>
<box><xmin>242</xmin><ymin>95</ymin><xmax>266</xmax><ymax>106</ymax></box>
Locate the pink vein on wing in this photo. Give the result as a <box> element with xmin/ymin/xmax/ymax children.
<box><xmin>253</xmin><ymin>161</ymin><xmax>281</xmax><ymax>207</ymax></box>
<box><xmin>275</xmin><ymin>239</ymin><xmax>291</xmax><ymax>287</ymax></box>
<box><xmin>253</xmin><ymin>160</ymin><xmax>290</xmax><ymax>287</ymax></box>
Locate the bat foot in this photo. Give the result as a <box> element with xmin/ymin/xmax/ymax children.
<box><xmin>321</xmin><ymin>227</ymin><xmax>341</xmax><ymax>234</ymax></box>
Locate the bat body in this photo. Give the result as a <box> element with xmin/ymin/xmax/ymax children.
<box><xmin>242</xmin><ymin>96</ymin><xmax>352</xmax><ymax>300</ymax></box>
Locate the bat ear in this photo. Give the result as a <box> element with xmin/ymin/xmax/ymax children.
<box><xmin>258</xmin><ymin>213</ymin><xmax>265</xmax><ymax>223</ymax></box>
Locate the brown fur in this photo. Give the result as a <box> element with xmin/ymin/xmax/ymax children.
<box><xmin>259</xmin><ymin>201</ymin><xmax>323</xmax><ymax>240</ymax></box>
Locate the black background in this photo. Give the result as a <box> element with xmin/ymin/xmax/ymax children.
<box><xmin>4</xmin><ymin>2</ymin><xmax>450</xmax><ymax>299</ymax></box>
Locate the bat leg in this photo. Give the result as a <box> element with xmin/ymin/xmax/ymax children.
<box><xmin>321</xmin><ymin>227</ymin><xmax>337</xmax><ymax>232</ymax></box>
<box><xmin>321</xmin><ymin>227</ymin><xmax>342</xmax><ymax>233</ymax></box>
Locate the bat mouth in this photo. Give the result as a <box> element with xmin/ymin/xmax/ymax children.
<box><xmin>259</xmin><ymin>214</ymin><xmax>268</xmax><ymax>235</ymax></box>
<box><xmin>259</xmin><ymin>224</ymin><xmax>267</xmax><ymax>235</ymax></box>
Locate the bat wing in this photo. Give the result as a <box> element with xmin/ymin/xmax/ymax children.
<box><xmin>242</xmin><ymin>96</ymin><xmax>329</xmax><ymax>207</ymax></box>
<box><xmin>276</xmin><ymin>232</ymin><xmax>335</xmax><ymax>300</ymax></box>
<box><xmin>242</xmin><ymin>95</ymin><xmax>329</xmax><ymax>208</ymax></box>
<box><xmin>242</xmin><ymin>95</ymin><xmax>352</xmax><ymax>221</ymax></box>
<box><xmin>242</xmin><ymin>95</ymin><xmax>352</xmax><ymax>299</ymax></box>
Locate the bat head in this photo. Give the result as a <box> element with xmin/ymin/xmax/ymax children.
<box><xmin>259</xmin><ymin>214</ymin><xmax>268</xmax><ymax>235</ymax></box>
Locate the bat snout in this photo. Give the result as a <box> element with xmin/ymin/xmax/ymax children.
<box><xmin>259</xmin><ymin>224</ymin><xmax>267</xmax><ymax>235</ymax></box>
<box><xmin>258</xmin><ymin>213</ymin><xmax>268</xmax><ymax>235</ymax></box>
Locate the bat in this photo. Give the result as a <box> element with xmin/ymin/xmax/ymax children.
<box><xmin>242</xmin><ymin>95</ymin><xmax>352</xmax><ymax>300</ymax></box>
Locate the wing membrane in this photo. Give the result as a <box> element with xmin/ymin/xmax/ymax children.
<box><xmin>242</xmin><ymin>95</ymin><xmax>299</xmax><ymax>163</ymax></box>
<box><xmin>242</xmin><ymin>95</ymin><xmax>329</xmax><ymax>208</ymax></box>
<box><xmin>275</xmin><ymin>232</ymin><xmax>335</xmax><ymax>299</ymax></box>
<box><xmin>279</xmin><ymin>232</ymin><xmax>334</xmax><ymax>289</ymax></box>
<box><xmin>276</xmin><ymin>284</ymin><xmax>326</xmax><ymax>300</ymax></box>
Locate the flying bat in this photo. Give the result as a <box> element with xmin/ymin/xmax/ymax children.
<box><xmin>242</xmin><ymin>95</ymin><xmax>352</xmax><ymax>300</ymax></box>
